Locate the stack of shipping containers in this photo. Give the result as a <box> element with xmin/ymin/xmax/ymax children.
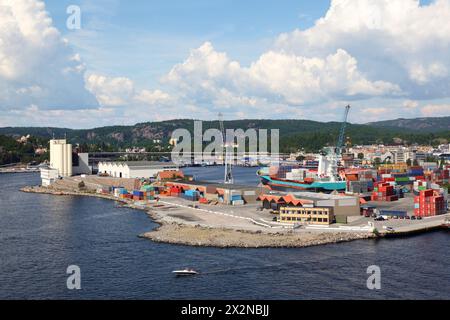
<box><xmin>371</xmin><ymin>182</ymin><xmax>398</xmax><ymax>202</ymax></box>
<box><xmin>414</xmin><ymin>189</ymin><xmax>446</xmax><ymax>217</ymax></box>
<box><xmin>182</xmin><ymin>189</ymin><xmax>199</xmax><ymax>201</ymax></box>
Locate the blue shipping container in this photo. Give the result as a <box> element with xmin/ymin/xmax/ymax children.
<box><xmin>379</xmin><ymin>210</ymin><xmax>407</xmax><ymax>217</ymax></box>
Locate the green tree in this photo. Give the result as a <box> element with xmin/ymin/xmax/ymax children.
<box><xmin>373</xmin><ymin>157</ymin><xmax>381</xmax><ymax>167</ymax></box>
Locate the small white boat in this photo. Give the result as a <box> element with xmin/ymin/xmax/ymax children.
<box><xmin>172</xmin><ymin>269</ymin><xmax>198</xmax><ymax>276</ymax></box>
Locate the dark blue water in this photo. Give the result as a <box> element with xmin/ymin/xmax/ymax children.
<box><xmin>183</xmin><ymin>166</ymin><xmax>261</xmax><ymax>185</ymax></box>
<box><xmin>0</xmin><ymin>171</ymin><xmax>449</xmax><ymax>299</ymax></box>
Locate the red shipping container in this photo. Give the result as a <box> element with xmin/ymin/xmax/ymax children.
<box><xmin>420</xmin><ymin>190</ymin><xmax>433</xmax><ymax>197</ymax></box>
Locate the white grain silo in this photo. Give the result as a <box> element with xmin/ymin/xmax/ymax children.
<box><xmin>49</xmin><ymin>139</ymin><xmax>73</xmax><ymax>177</ymax></box>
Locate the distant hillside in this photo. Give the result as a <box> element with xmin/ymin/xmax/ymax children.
<box><xmin>368</xmin><ymin>116</ymin><xmax>450</xmax><ymax>133</ymax></box>
<box><xmin>0</xmin><ymin>135</ymin><xmax>48</xmax><ymax>165</ymax></box>
<box><xmin>1</xmin><ymin>118</ymin><xmax>449</xmax><ymax>153</ymax></box>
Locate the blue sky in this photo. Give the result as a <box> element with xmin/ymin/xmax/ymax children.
<box><xmin>45</xmin><ymin>0</ymin><xmax>331</xmax><ymax>88</ymax></box>
<box><xmin>0</xmin><ymin>0</ymin><xmax>449</xmax><ymax>128</ymax></box>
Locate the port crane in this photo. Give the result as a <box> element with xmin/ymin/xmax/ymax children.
<box><xmin>336</xmin><ymin>105</ymin><xmax>351</xmax><ymax>156</ymax></box>
<box><xmin>219</xmin><ymin>112</ymin><xmax>234</xmax><ymax>184</ymax></box>
<box><xmin>327</xmin><ymin>105</ymin><xmax>351</xmax><ymax>182</ymax></box>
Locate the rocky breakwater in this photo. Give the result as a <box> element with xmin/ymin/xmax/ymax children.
<box><xmin>141</xmin><ymin>223</ymin><xmax>377</xmax><ymax>248</ymax></box>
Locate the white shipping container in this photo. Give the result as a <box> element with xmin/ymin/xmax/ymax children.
<box><xmin>339</xmin><ymin>199</ymin><xmax>357</xmax><ymax>206</ymax></box>
<box><xmin>430</xmin><ymin>183</ymin><xmax>440</xmax><ymax>190</ymax></box>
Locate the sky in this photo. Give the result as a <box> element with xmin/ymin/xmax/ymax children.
<box><xmin>1</xmin><ymin>0</ymin><xmax>449</xmax><ymax>128</ymax></box>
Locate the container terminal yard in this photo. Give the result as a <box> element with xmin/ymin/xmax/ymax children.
<box><xmin>16</xmin><ymin>107</ymin><xmax>450</xmax><ymax>247</ymax></box>
<box><xmin>19</xmin><ymin>138</ymin><xmax>450</xmax><ymax>247</ymax></box>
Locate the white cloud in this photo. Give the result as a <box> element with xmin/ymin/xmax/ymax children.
<box><xmin>361</xmin><ymin>107</ymin><xmax>389</xmax><ymax>115</ymax></box>
<box><xmin>2</xmin><ymin>0</ymin><xmax>450</xmax><ymax>127</ymax></box>
<box><xmin>274</xmin><ymin>0</ymin><xmax>450</xmax><ymax>100</ymax></box>
<box><xmin>0</xmin><ymin>0</ymin><xmax>98</xmax><ymax>110</ymax></box>
<box><xmin>3</xmin><ymin>104</ymin><xmax>117</xmax><ymax>128</ymax></box>
<box><xmin>163</xmin><ymin>42</ymin><xmax>400</xmax><ymax>114</ymax></box>
<box><xmin>403</xmin><ymin>100</ymin><xmax>419</xmax><ymax>109</ymax></box>
<box><xmin>85</xmin><ymin>74</ymin><xmax>135</xmax><ymax>107</ymax></box>
<box><xmin>134</xmin><ymin>89</ymin><xmax>173</xmax><ymax>105</ymax></box>
<box><xmin>86</xmin><ymin>73</ymin><xmax>174</xmax><ymax>109</ymax></box>
<box><xmin>247</xmin><ymin>49</ymin><xmax>400</xmax><ymax>104</ymax></box>
<box><xmin>421</xmin><ymin>104</ymin><xmax>450</xmax><ymax>117</ymax></box>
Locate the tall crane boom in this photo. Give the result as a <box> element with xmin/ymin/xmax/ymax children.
<box><xmin>336</xmin><ymin>105</ymin><xmax>351</xmax><ymax>156</ymax></box>
<box><xmin>325</xmin><ymin>105</ymin><xmax>351</xmax><ymax>182</ymax></box>
<box><xmin>218</xmin><ymin>113</ymin><xmax>233</xmax><ymax>184</ymax></box>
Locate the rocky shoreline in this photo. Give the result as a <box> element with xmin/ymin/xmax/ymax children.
<box><xmin>22</xmin><ymin>185</ymin><xmax>378</xmax><ymax>248</ymax></box>
<box><xmin>141</xmin><ymin>223</ymin><xmax>376</xmax><ymax>248</ymax></box>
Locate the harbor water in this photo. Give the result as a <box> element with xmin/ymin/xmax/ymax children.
<box><xmin>0</xmin><ymin>169</ymin><xmax>449</xmax><ymax>299</ymax></box>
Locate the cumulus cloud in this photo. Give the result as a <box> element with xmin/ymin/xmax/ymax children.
<box><xmin>275</xmin><ymin>0</ymin><xmax>450</xmax><ymax>100</ymax></box>
<box><xmin>163</xmin><ymin>42</ymin><xmax>400</xmax><ymax>112</ymax></box>
<box><xmin>0</xmin><ymin>0</ymin><xmax>98</xmax><ymax>110</ymax></box>
<box><xmin>421</xmin><ymin>104</ymin><xmax>450</xmax><ymax>117</ymax></box>
<box><xmin>403</xmin><ymin>100</ymin><xmax>419</xmax><ymax>109</ymax></box>
<box><xmin>2</xmin><ymin>0</ymin><xmax>450</xmax><ymax>127</ymax></box>
<box><xmin>134</xmin><ymin>89</ymin><xmax>173</xmax><ymax>105</ymax></box>
<box><xmin>85</xmin><ymin>74</ymin><xmax>134</xmax><ymax>107</ymax></box>
<box><xmin>85</xmin><ymin>73</ymin><xmax>174</xmax><ymax>109</ymax></box>
<box><xmin>362</xmin><ymin>107</ymin><xmax>389</xmax><ymax>115</ymax></box>
<box><xmin>2</xmin><ymin>104</ymin><xmax>117</xmax><ymax>128</ymax></box>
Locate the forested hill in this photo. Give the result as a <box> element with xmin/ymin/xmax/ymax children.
<box><xmin>1</xmin><ymin>117</ymin><xmax>449</xmax><ymax>153</ymax></box>
<box><xmin>368</xmin><ymin>116</ymin><xmax>450</xmax><ymax>132</ymax></box>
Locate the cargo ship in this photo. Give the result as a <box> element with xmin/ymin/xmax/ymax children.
<box><xmin>257</xmin><ymin>152</ymin><xmax>383</xmax><ymax>194</ymax></box>
<box><xmin>257</xmin><ymin>156</ymin><xmax>348</xmax><ymax>193</ymax></box>
<box><xmin>259</xmin><ymin>174</ymin><xmax>347</xmax><ymax>193</ymax></box>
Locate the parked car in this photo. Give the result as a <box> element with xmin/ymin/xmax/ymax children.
<box><xmin>411</xmin><ymin>216</ymin><xmax>417</xmax><ymax>220</ymax></box>
<box><xmin>405</xmin><ymin>216</ymin><xmax>410</xmax><ymax>220</ymax></box>
<box><xmin>393</xmin><ymin>216</ymin><xmax>399</xmax><ymax>219</ymax></box>
<box><xmin>417</xmin><ymin>216</ymin><xmax>423</xmax><ymax>220</ymax></box>
<box><xmin>374</xmin><ymin>216</ymin><xmax>385</xmax><ymax>221</ymax></box>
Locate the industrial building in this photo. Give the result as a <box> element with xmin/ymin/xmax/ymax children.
<box><xmin>41</xmin><ymin>139</ymin><xmax>91</xmax><ymax>184</ymax></box>
<box><xmin>98</xmin><ymin>161</ymin><xmax>179</xmax><ymax>179</ymax></box>
<box><xmin>49</xmin><ymin>139</ymin><xmax>73</xmax><ymax>177</ymax></box>
<box><xmin>279</xmin><ymin>207</ymin><xmax>334</xmax><ymax>225</ymax></box>
<box><xmin>40</xmin><ymin>167</ymin><xmax>59</xmax><ymax>186</ymax></box>
<box><xmin>72</xmin><ymin>152</ymin><xmax>91</xmax><ymax>175</ymax></box>
<box><xmin>165</xmin><ymin>180</ymin><xmax>262</xmax><ymax>205</ymax></box>
<box><xmin>258</xmin><ymin>191</ymin><xmax>360</xmax><ymax>223</ymax></box>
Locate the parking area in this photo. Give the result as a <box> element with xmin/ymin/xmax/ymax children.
<box><xmin>368</xmin><ymin>193</ymin><xmax>416</xmax><ymax>216</ymax></box>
